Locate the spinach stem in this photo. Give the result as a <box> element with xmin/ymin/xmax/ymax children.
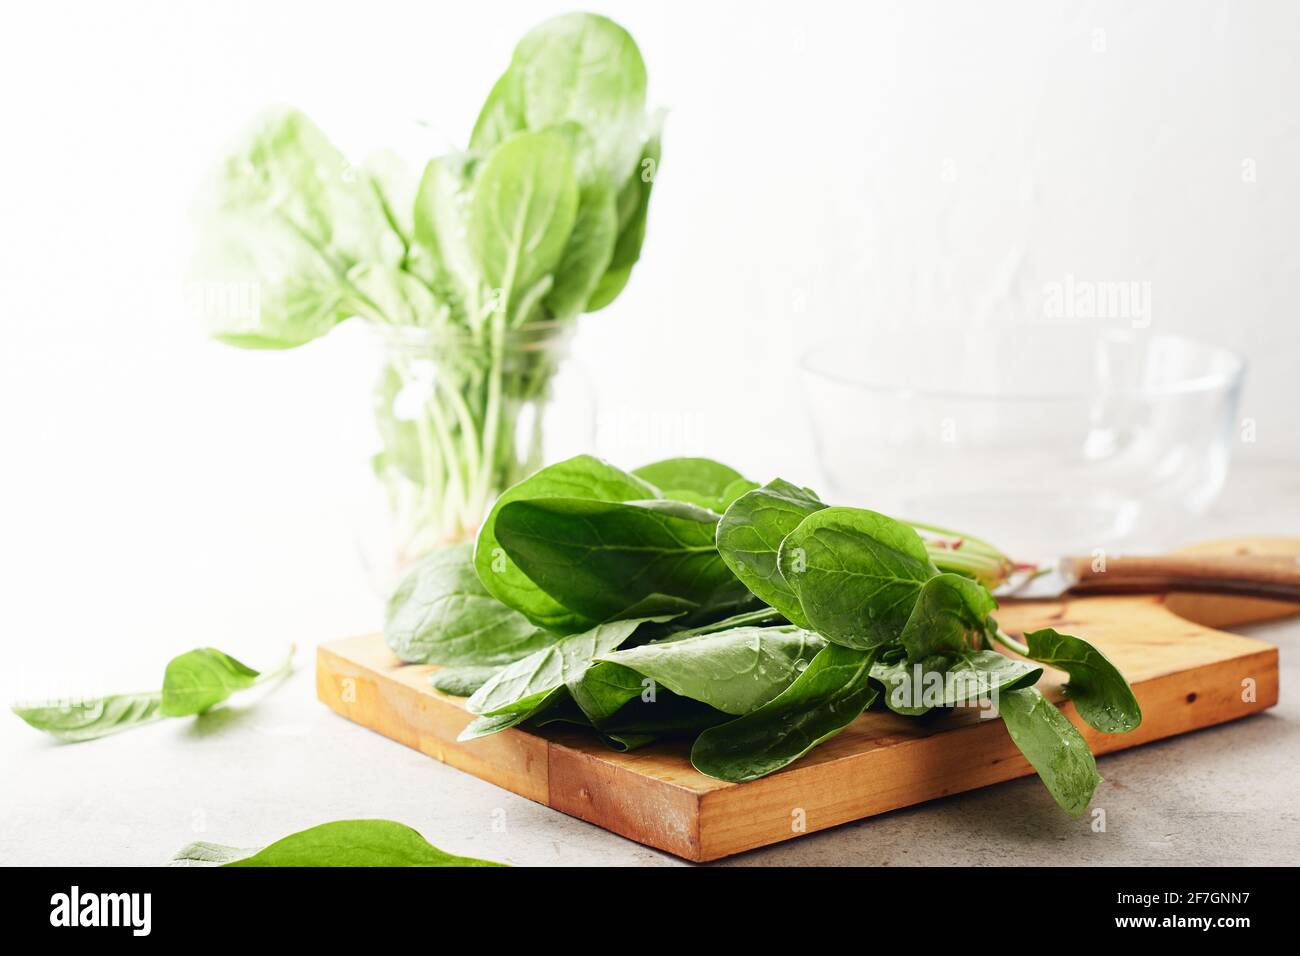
<box><xmin>991</xmin><ymin>628</ymin><xmax>1030</xmax><ymax>658</ymax></box>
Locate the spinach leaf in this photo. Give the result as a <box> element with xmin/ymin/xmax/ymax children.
<box><xmin>565</xmin><ymin>662</ymin><xmax>732</xmax><ymax>738</ymax></box>
<box><xmin>1023</xmin><ymin>628</ymin><xmax>1142</xmax><ymax>733</ymax></box>
<box><xmin>160</xmin><ymin>648</ymin><xmax>263</xmax><ymax>717</ymax></box>
<box><xmin>597</xmin><ymin>626</ymin><xmax>824</xmax><ymax>716</ymax></box>
<box><xmin>429</xmin><ymin>666</ymin><xmax>500</xmax><ymax>698</ymax></box>
<box><xmin>566</xmin><ymin>661</ymin><xmax>648</xmax><ymax>724</ymax></box>
<box><xmin>588</xmin><ymin>124</ymin><xmax>662</xmax><ymax>311</ymax></box>
<box><xmin>871</xmin><ymin>650</ymin><xmax>1041</xmax><ymax>716</ymax></box>
<box><xmin>691</xmin><ymin>644</ymin><xmax>878</xmax><ymax>782</ymax></box>
<box><xmin>544</xmin><ymin>180</ymin><xmax>618</xmax><ymax>319</ymax></box>
<box><xmin>459</xmin><ymin>711</ymin><xmax>530</xmax><ymax>741</ymax></box>
<box><xmin>470</xmin><ymin>13</ymin><xmax>648</xmax><ymax>182</ymax></box>
<box><xmin>385</xmin><ymin>542</ymin><xmax>555</xmax><ymax>666</ymax></box>
<box><xmin>169</xmin><ymin>841</ymin><xmax>256</xmax><ymax>866</ymax></box>
<box><xmin>173</xmin><ymin>820</ymin><xmax>504</xmax><ymax>867</ymax></box>
<box><xmin>632</xmin><ymin>457</ymin><xmax>753</xmax><ymax>511</ymax></box>
<box><xmin>997</xmin><ymin>687</ymin><xmax>1102</xmax><ymax>817</ymax></box>
<box><xmin>15</xmin><ymin>647</ymin><xmax>292</xmax><ymax>741</ymax></box>
<box><xmin>656</xmin><ymin>606</ymin><xmax>786</xmax><ymax>640</ymax></box>
<box><xmin>193</xmin><ymin>107</ymin><xmax>403</xmax><ymax>348</ymax></box>
<box><xmin>466</xmin><ymin>617</ymin><xmax>654</xmax><ymax>717</ymax></box>
<box><xmin>474</xmin><ymin>455</ymin><xmax>657</xmax><ymax>633</ymax></box>
<box><xmin>12</xmin><ymin>692</ymin><xmax>163</xmax><ymax>743</ymax></box>
<box><xmin>493</xmin><ymin>497</ymin><xmax>738</xmax><ymax>623</ymax></box>
<box><xmin>716</xmin><ymin>478</ymin><xmax>827</xmax><ymax>628</ymax></box>
<box><xmin>899</xmin><ymin>573</ymin><xmax>997</xmax><ymax>660</ymax></box>
<box><xmin>778</xmin><ymin>506</ymin><xmax>939</xmax><ymax>649</ymax></box>
<box><xmin>412</xmin><ymin>152</ymin><xmax>482</xmax><ymax>312</ymax></box>
<box><xmin>468</xmin><ymin>129</ymin><xmax>578</xmax><ymax>308</ymax></box>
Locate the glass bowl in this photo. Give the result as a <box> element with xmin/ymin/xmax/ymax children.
<box><xmin>799</xmin><ymin>323</ymin><xmax>1245</xmax><ymax>557</ymax></box>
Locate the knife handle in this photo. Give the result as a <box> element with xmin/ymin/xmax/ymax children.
<box><xmin>1065</xmin><ymin>554</ymin><xmax>1300</xmax><ymax>602</ymax></box>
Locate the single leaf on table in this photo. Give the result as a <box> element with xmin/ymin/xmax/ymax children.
<box><xmin>12</xmin><ymin>692</ymin><xmax>163</xmax><ymax>743</ymax></box>
<box><xmin>899</xmin><ymin>572</ymin><xmax>997</xmax><ymax>661</ymax></box>
<box><xmin>691</xmin><ymin>644</ymin><xmax>878</xmax><ymax>782</ymax></box>
<box><xmin>716</xmin><ymin>478</ymin><xmax>827</xmax><ymax>628</ymax></box>
<box><xmin>173</xmin><ymin>820</ymin><xmax>505</xmax><ymax>867</ymax></box>
<box><xmin>14</xmin><ymin>646</ymin><xmax>292</xmax><ymax>741</ymax></box>
<box><xmin>474</xmin><ymin>455</ymin><xmax>657</xmax><ymax>634</ymax></box>
<box><xmin>1022</xmin><ymin>627</ymin><xmax>1142</xmax><ymax>733</ymax></box>
<box><xmin>778</xmin><ymin>506</ymin><xmax>939</xmax><ymax>649</ymax></box>
<box><xmin>493</xmin><ymin>497</ymin><xmax>739</xmax><ymax>623</ymax></box>
<box><xmin>385</xmin><ymin>542</ymin><xmax>556</xmax><ymax>666</ymax></box>
<box><xmin>169</xmin><ymin>841</ymin><xmax>258</xmax><ymax>866</ymax></box>
<box><xmin>160</xmin><ymin>648</ymin><xmax>263</xmax><ymax>717</ymax></box>
<box><xmin>598</xmin><ymin>626</ymin><xmax>824</xmax><ymax>716</ymax></box>
<box><xmin>468</xmin><ymin>129</ymin><xmax>578</xmax><ymax>306</ymax></box>
<box><xmin>429</xmin><ymin>666</ymin><xmax>500</xmax><ymax>698</ymax></box>
<box><xmin>997</xmin><ymin>687</ymin><xmax>1102</xmax><ymax>817</ymax></box>
<box><xmin>466</xmin><ymin>617</ymin><xmax>655</xmax><ymax>718</ymax></box>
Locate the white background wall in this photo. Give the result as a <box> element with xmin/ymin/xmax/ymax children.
<box><xmin>2</xmin><ymin>1</ymin><xmax>1297</xmax><ymax>688</ymax></box>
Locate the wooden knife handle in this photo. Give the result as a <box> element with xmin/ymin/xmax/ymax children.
<box><xmin>1066</xmin><ymin>554</ymin><xmax>1300</xmax><ymax>602</ymax></box>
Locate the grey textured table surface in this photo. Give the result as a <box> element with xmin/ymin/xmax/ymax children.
<box><xmin>3</xmin><ymin>463</ymin><xmax>1297</xmax><ymax>867</ymax></box>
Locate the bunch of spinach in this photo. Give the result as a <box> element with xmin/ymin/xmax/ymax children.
<box><xmin>12</xmin><ymin>646</ymin><xmax>292</xmax><ymax>742</ymax></box>
<box><xmin>386</xmin><ymin>454</ymin><xmax>1143</xmax><ymax>817</ymax></box>
<box><xmin>194</xmin><ymin>13</ymin><xmax>663</xmax><ymax>551</ymax></box>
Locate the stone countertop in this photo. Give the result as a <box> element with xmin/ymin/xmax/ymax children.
<box><xmin>3</xmin><ymin>462</ymin><xmax>1297</xmax><ymax>867</ymax></box>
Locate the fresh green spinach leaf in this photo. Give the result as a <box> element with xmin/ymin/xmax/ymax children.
<box><xmin>429</xmin><ymin>665</ymin><xmax>500</xmax><ymax>698</ymax></box>
<box><xmin>778</xmin><ymin>506</ymin><xmax>939</xmax><ymax>649</ymax></box>
<box><xmin>997</xmin><ymin>687</ymin><xmax>1102</xmax><ymax>817</ymax></box>
<box><xmin>173</xmin><ymin>819</ymin><xmax>504</xmax><ymax>867</ymax></box>
<box><xmin>193</xmin><ymin>107</ymin><xmax>403</xmax><ymax>348</ymax></box>
<box><xmin>474</xmin><ymin>455</ymin><xmax>657</xmax><ymax>633</ymax></box>
<box><xmin>466</xmin><ymin>617</ymin><xmax>654</xmax><ymax>718</ymax></box>
<box><xmin>12</xmin><ymin>692</ymin><xmax>163</xmax><ymax>743</ymax></box>
<box><xmin>15</xmin><ymin>646</ymin><xmax>292</xmax><ymax>741</ymax></box>
<box><xmin>598</xmin><ymin>626</ymin><xmax>824</xmax><ymax>716</ymax></box>
<box><xmin>691</xmin><ymin>644</ymin><xmax>878</xmax><ymax>782</ymax></box>
<box><xmin>543</xmin><ymin>181</ymin><xmax>618</xmax><ymax>319</ymax></box>
<box><xmin>716</xmin><ymin>478</ymin><xmax>827</xmax><ymax>628</ymax></box>
<box><xmin>899</xmin><ymin>572</ymin><xmax>997</xmax><ymax>660</ymax></box>
<box><xmin>493</xmin><ymin>497</ymin><xmax>739</xmax><ymax>623</ymax></box>
<box><xmin>468</xmin><ymin>129</ymin><xmax>578</xmax><ymax>308</ymax></box>
<box><xmin>871</xmin><ymin>649</ymin><xmax>1041</xmax><ymax>716</ymax></box>
<box><xmin>1023</xmin><ymin>627</ymin><xmax>1142</xmax><ymax>733</ymax></box>
<box><xmin>632</xmin><ymin>457</ymin><xmax>751</xmax><ymax>511</ymax></box>
<box><xmin>588</xmin><ymin>124</ymin><xmax>662</xmax><ymax>311</ymax></box>
<box><xmin>161</xmin><ymin>648</ymin><xmax>266</xmax><ymax>717</ymax></box>
<box><xmin>386</xmin><ymin>542</ymin><xmax>556</xmax><ymax>666</ymax></box>
<box><xmin>470</xmin><ymin>13</ymin><xmax>648</xmax><ymax>182</ymax></box>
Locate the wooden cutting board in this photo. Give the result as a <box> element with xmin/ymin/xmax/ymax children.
<box><xmin>317</xmin><ymin>536</ymin><xmax>1292</xmax><ymax>862</ymax></box>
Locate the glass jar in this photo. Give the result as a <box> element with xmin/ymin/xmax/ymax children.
<box><xmin>800</xmin><ymin>323</ymin><xmax>1246</xmax><ymax>556</ymax></box>
<box><xmin>371</xmin><ymin>321</ymin><xmax>593</xmax><ymax>566</ymax></box>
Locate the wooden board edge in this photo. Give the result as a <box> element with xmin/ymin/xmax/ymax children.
<box><xmin>315</xmin><ymin>644</ymin><xmax>552</xmax><ymax>806</ymax></box>
<box><xmin>546</xmin><ymin>743</ymin><xmax>706</xmax><ymax>861</ymax></box>
<box><xmin>690</xmin><ymin>645</ymin><xmax>1280</xmax><ymax>861</ymax></box>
